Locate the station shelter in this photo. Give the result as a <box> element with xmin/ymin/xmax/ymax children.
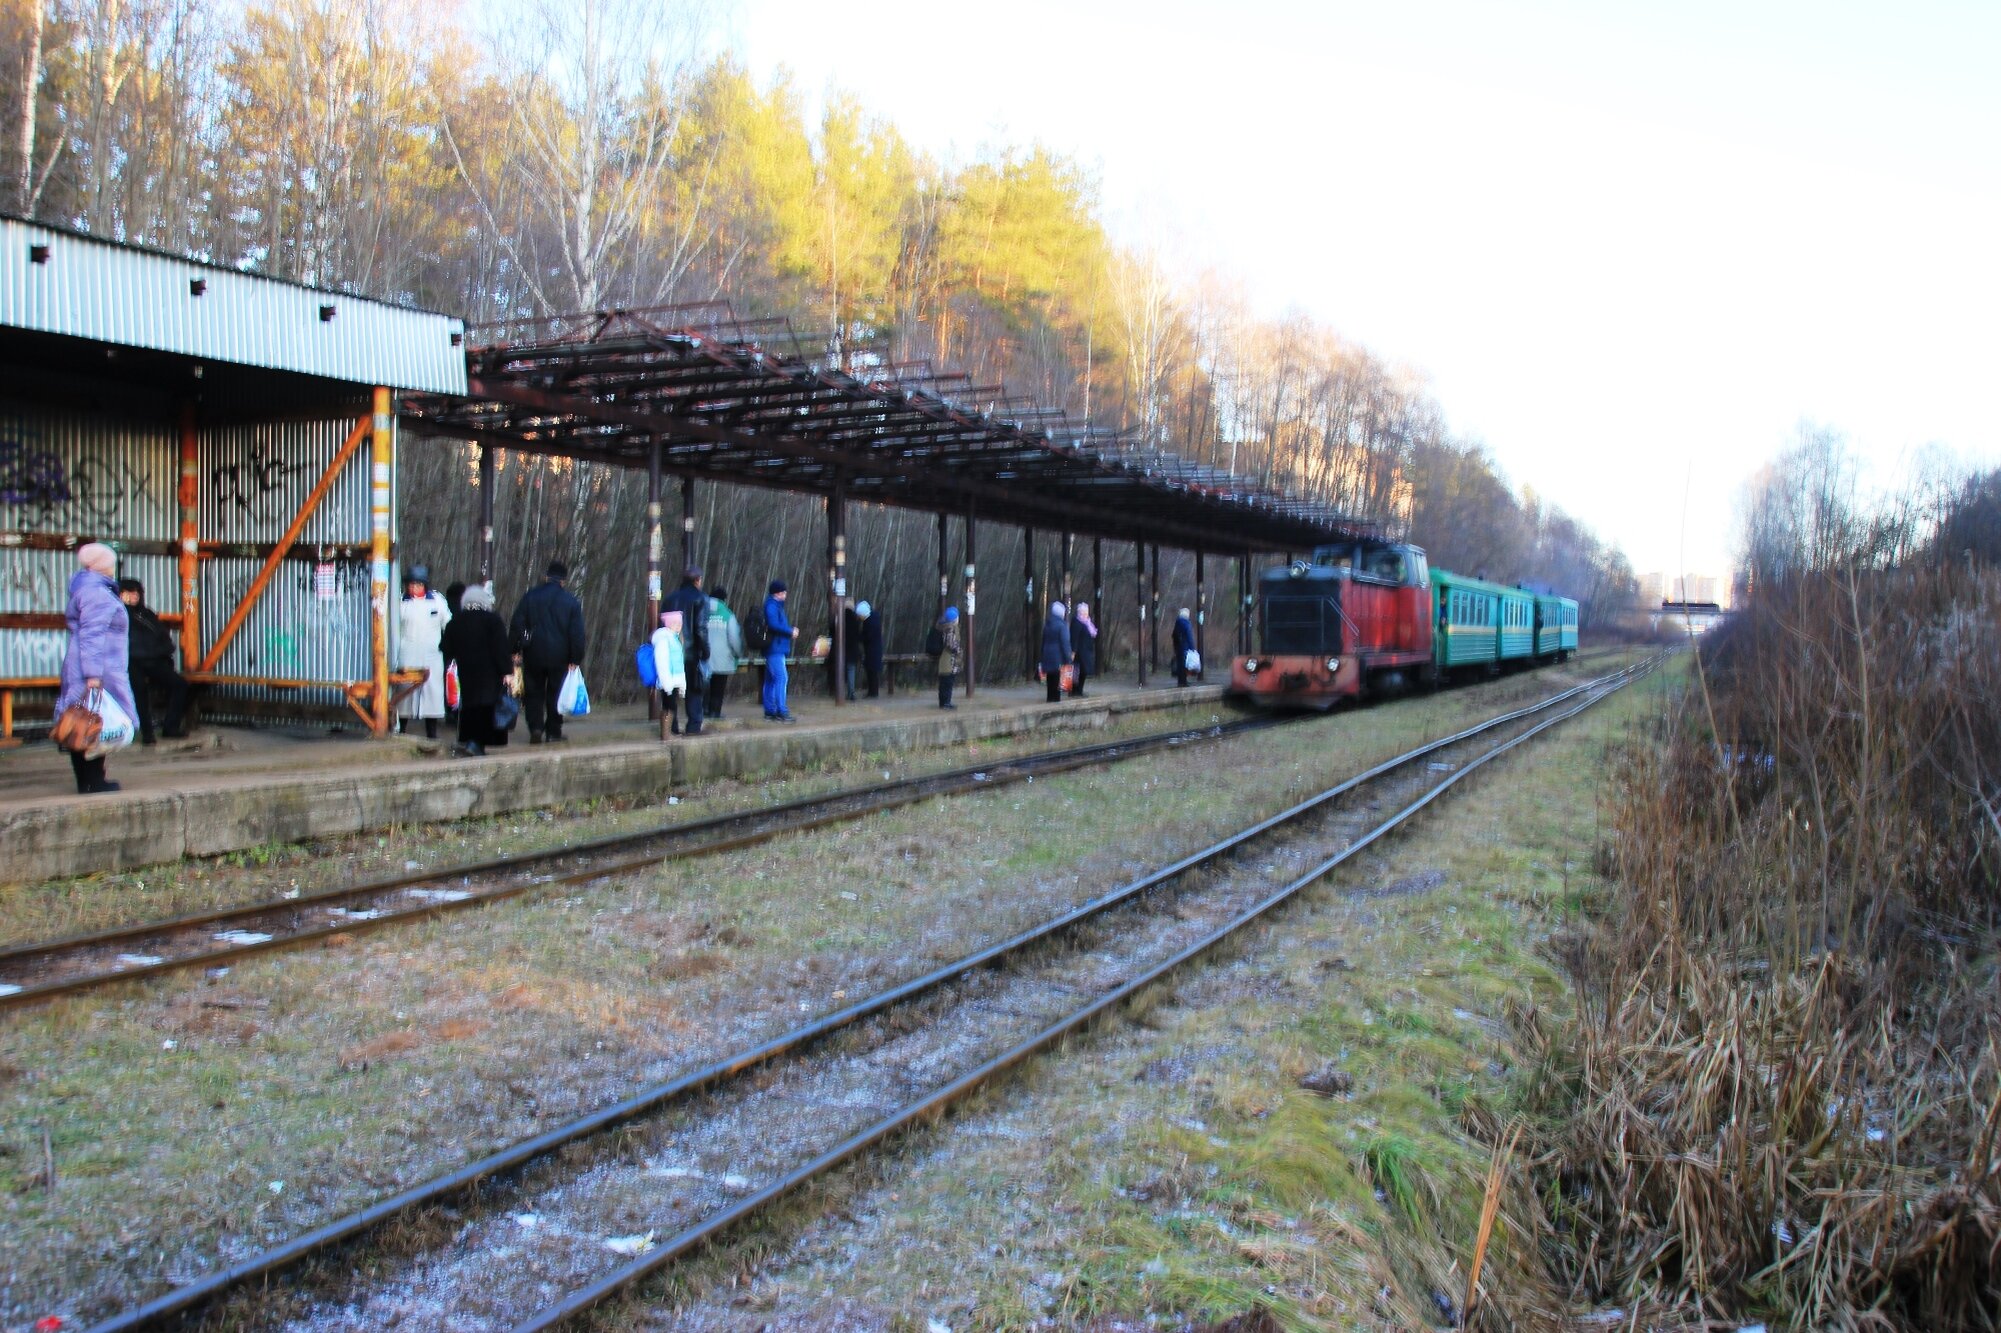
<box><xmin>0</xmin><ymin>214</ymin><xmax>465</xmax><ymax>741</ymax></box>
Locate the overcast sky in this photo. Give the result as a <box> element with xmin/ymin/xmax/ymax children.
<box><xmin>723</xmin><ymin>0</ymin><xmax>2000</xmax><ymax>579</ymax></box>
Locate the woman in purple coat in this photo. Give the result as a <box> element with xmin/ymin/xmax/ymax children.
<box><xmin>56</xmin><ymin>543</ymin><xmax>137</xmax><ymax>794</ymax></box>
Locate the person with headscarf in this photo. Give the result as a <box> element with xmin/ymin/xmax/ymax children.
<box><xmin>1039</xmin><ymin>601</ymin><xmax>1073</xmax><ymax>704</ymax></box>
<box><xmin>936</xmin><ymin>606</ymin><xmax>962</xmax><ymax>709</ymax></box>
<box><xmin>1172</xmin><ymin>607</ymin><xmax>1198</xmax><ymax>686</ymax></box>
<box><xmin>56</xmin><ymin>543</ymin><xmax>137</xmax><ymax>793</ymax></box>
<box><xmin>1071</xmin><ymin>601</ymin><xmax>1098</xmax><ymax>699</ymax></box>
<box><xmin>441</xmin><ymin>584</ymin><xmax>513</xmax><ymax>756</ymax></box>
<box><xmin>397</xmin><ymin>564</ymin><xmax>451</xmax><ymax>739</ymax></box>
<box><xmin>857</xmin><ymin>599</ymin><xmax>885</xmax><ymax>698</ymax></box>
<box><xmin>652</xmin><ymin>609</ymin><xmax>690</xmax><ymax>738</ymax></box>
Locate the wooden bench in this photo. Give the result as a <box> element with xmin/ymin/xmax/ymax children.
<box><xmin>0</xmin><ymin>678</ymin><xmax>59</xmax><ymax>748</ymax></box>
<box><xmin>741</xmin><ymin>653</ymin><xmax>947</xmax><ymax>698</ymax></box>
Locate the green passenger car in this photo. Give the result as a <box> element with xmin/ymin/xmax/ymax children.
<box><xmin>1432</xmin><ymin>569</ymin><xmax>1546</xmax><ymax>670</ymax></box>
<box><xmin>1533</xmin><ymin>594</ymin><xmax>1580</xmax><ymax>658</ymax></box>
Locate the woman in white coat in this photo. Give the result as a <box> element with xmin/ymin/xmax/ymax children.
<box><xmin>397</xmin><ymin>565</ymin><xmax>451</xmax><ymax>739</ymax></box>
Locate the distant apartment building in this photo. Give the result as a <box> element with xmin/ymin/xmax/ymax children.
<box><xmin>1638</xmin><ymin>571</ymin><xmax>1726</xmax><ymax>608</ymax></box>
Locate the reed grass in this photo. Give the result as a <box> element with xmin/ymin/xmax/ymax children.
<box><xmin>1502</xmin><ymin>565</ymin><xmax>2001</xmax><ymax>1331</ymax></box>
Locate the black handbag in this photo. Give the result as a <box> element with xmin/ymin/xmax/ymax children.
<box><xmin>493</xmin><ymin>693</ymin><xmax>521</xmax><ymax>731</ymax></box>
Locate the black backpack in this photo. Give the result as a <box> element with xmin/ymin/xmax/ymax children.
<box><xmin>744</xmin><ymin>608</ymin><xmax>771</xmax><ymax>653</ymax></box>
<box><xmin>925</xmin><ymin>624</ymin><xmax>944</xmax><ymax>657</ymax></box>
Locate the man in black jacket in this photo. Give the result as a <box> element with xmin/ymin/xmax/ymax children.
<box><xmin>662</xmin><ymin>565</ymin><xmax>710</xmax><ymax>736</ymax></box>
<box><xmin>118</xmin><ymin>578</ymin><xmax>188</xmax><ymax>743</ymax></box>
<box><xmin>509</xmin><ymin>559</ymin><xmax>587</xmax><ymax>742</ymax></box>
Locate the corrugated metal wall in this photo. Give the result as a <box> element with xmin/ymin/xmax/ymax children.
<box><xmin>201</xmin><ymin>416</ymin><xmax>384</xmax><ymax>696</ymax></box>
<box><xmin>2</xmin><ymin>401</ymin><xmax>391</xmax><ymax>722</ymax></box>
<box><xmin>0</xmin><ymin>403</ymin><xmax>177</xmax><ymax>679</ymax></box>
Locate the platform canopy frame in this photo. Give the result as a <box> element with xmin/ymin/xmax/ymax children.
<box><xmin>400</xmin><ymin>305</ymin><xmax>1372</xmax><ymax>556</ymax></box>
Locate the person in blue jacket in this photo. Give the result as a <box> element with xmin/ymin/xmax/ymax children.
<box><xmin>1172</xmin><ymin>607</ymin><xmax>1198</xmax><ymax>686</ymax></box>
<box><xmin>761</xmin><ymin>580</ymin><xmax>798</xmax><ymax>722</ymax></box>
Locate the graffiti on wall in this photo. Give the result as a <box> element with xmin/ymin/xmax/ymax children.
<box><xmin>211</xmin><ymin>443</ymin><xmax>309</xmax><ymax>522</ymax></box>
<box><xmin>0</xmin><ymin>436</ymin><xmax>162</xmax><ymax>531</ymax></box>
<box><xmin>0</xmin><ymin>439</ymin><xmax>70</xmax><ymax>513</ymax></box>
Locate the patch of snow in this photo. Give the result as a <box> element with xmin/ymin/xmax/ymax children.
<box><xmin>604</xmin><ymin>1231</ymin><xmax>657</xmax><ymax>1256</ymax></box>
<box><xmin>116</xmin><ymin>954</ymin><xmax>164</xmax><ymax>967</ymax></box>
<box><xmin>406</xmin><ymin>888</ymin><xmax>471</xmax><ymax>903</ymax></box>
<box><xmin>213</xmin><ymin>930</ymin><xmax>271</xmax><ymax>945</ymax></box>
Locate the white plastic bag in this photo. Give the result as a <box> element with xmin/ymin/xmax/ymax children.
<box><xmin>1183</xmin><ymin>648</ymin><xmax>1201</xmax><ymax>674</ymax></box>
<box><xmin>556</xmin><ymin>665</ymin><xmax>590</xmax><ymax>717</ymax></box>
<box><xmin>86</xmin><ymin>688</ymin><xmax>136</xmax><ymax>758</ymax></box>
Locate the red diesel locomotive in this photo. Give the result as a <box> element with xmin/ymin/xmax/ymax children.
<box><xmin>1231</xmin><ymin>540</ymin><xmax>1435</xmax><ymax>708</ymax></box>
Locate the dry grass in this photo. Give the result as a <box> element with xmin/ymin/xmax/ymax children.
<box><xmin>1500</xmin><ymin>568</ymin><xmax>2001</xmax><ymax>1331</ymax></box>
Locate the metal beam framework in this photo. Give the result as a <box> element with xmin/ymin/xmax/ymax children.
<box><xmin>400</xmin><ymin>307</ymin><xmax>1375</xmax><ymax>559</ymax></box>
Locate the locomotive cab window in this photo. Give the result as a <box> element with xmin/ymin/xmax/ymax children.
<box><xmin>1362</xmin><ymin>549</ymin><xmax>1406</xmax><ymax>583</ymax></box>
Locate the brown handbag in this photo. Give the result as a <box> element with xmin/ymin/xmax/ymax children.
<box><xmin>51</xmin><ymin>696</ymin><xmax>103</xmax><ymax>754</ymax></box>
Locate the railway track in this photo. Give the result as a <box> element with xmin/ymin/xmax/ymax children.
<box><xmin>90</xmin><ymin>653</ymin><xmax>1661</xmax><ymax>1332</ymax></box>
<box><xmin>0</xmin><ymin>715</ymin><xmax>1292</xmax><ymax>1010</ymax></box>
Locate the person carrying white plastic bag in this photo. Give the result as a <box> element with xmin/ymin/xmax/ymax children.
<box><xmin>556</xmin><ymin>664</ymin><xmax>591</xmax><ymax>717</ymax></box>
<box><xmin>55</xmin><ymin>543</ymin><xmax>140</xmax><ymax>794</ymax></box>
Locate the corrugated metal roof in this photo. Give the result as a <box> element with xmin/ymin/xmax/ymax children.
<box><xmin>0</xmin><ymin>215</ymin><xmax>467</xmax><ymax>394</ymax></box>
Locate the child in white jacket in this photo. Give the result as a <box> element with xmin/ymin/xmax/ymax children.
<box><xmin>651</xmin><ymin>610</ymin><xmax>689</xmax><ymax>738</ymax></box>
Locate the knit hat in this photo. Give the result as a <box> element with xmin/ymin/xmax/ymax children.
<box><xmin>768</xmin><ymin>579</ymin><xmax>787</xmax><ymax>594</ymax></box>
<box><xmin>77</xmin><ymin>542</ymin><xmax>115</xmax><ymax>576</ymax></box>
<box><xmin>943</xmin><ymin>606</ymin><xmax>959</xmax><ymax>622</ymax></box>
<box><xmin>1051</xmin><ymin>601</ymin><xmax>1066</xmax><ymax>618</ymax></box>
<box><xmin>710</xmin><ymin>586</ymin><xmax>728</xmax><ymax>602</ymax></box>
<box><xmin>546</xmin><ymin>559</ymin><xmax>569</xmax><ymax>580</ymax></box>
<box><xmin>408</xmin><ymin>564</ymin><xmax>430</xmax><ymax>585</ymax></box>
<box><xmin>461</xmin><ymin>584</ymin><xmax>495</xmax><ymax>611</ymax></box>
<box><xmin>856</xmin><ymin>601</ymin><xmax>871</xmax><ymax>618</ymax></box>
<box><xmin>1179</xmin><ymin>607</ymin><xmax>1192</xmax><ymax>619</ymax></box>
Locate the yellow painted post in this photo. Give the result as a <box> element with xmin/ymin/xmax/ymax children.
<box><xmin>178</xmin><ymin>402</ymin><xmax>201</xmax><ymax>672</ymax></box>
<box><xmin>369</xmin><ymin>387</ymin><xmax>393</xmax><ymax>738</ymax></box>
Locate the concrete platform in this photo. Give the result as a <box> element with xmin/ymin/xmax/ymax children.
<box><xmin>0</xmin><ymin>679</ymin><xmax>1229</xmax><ymax>885</ymax></box>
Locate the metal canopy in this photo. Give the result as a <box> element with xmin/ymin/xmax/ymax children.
<box><xmin>401</xmin><ymin>307</ymin><xmax>1373</xmax><ymax>554</ymax></box>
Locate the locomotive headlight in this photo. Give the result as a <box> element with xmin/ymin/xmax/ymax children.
<box><xmin>1244</xmin><ymin>658</ymin><xmax>1259</xmax><ymax>673</ymax></box>
<box><xmin>1326</xmin><ymin>657</ymin><xmax>1341</xmax><ymax>673</ymax></box>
